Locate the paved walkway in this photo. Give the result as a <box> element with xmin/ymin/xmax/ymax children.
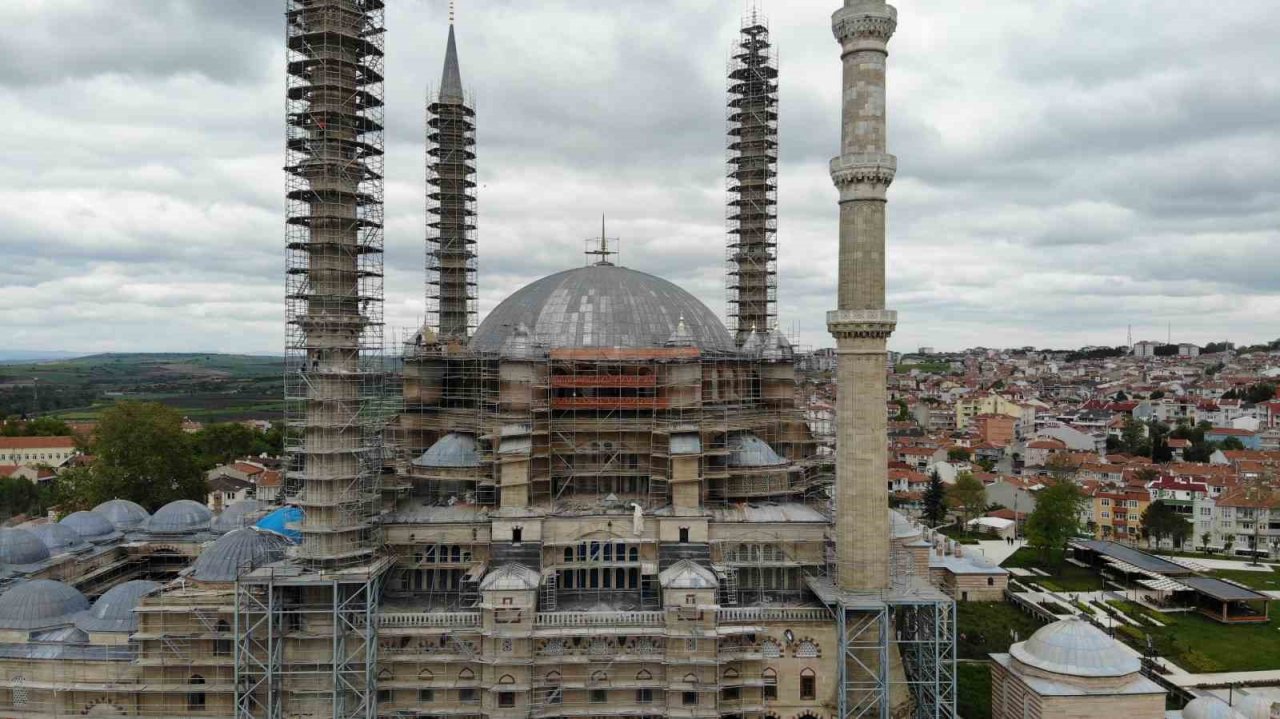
<box><xmin>972</xmin><ymin>538</ymin><xmax>1025</xmax><ymax>566</ymax></box>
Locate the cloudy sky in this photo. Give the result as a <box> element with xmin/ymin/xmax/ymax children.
<box><xmin>2</xmin><ymin>0</ymin><xmax>1278</xmax><ymax>354</ymax></box>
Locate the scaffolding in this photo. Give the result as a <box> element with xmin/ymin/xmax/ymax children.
<box><xmin>283</xmin><ymin>0</ymin><xmax>386</xmax><ymax>568</ymax></box>
<box><xmin>725</xmin><ymin>10</ymin><xmax>779</xmax><ymax>344</ymax></box>
<box><xmin>424</xmin><ymin>26</ymin><xmax>478</xmax><ymax>341</ymax></box>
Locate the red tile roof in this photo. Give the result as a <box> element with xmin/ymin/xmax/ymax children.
<box><xmin>0</xmin><ymin>436</ymin><xmax>76</xmax><ymax>449</ymax></box>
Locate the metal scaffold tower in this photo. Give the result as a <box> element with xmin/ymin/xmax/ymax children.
<box><xmin>725</xmin><ymin>10</ymin><xmax>779</xmax><ymax>345</ymax></box>
<box><xmin>283</xmin><ymin>0</ymin><xmax>386</xmax><ymax>567</ymax></box>
<box><xmin>426</xmin><ymin>21</ymin><xmax>478</xmax><ymax>341</ymax></box>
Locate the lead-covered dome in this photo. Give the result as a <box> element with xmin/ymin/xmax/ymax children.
<box><xmin>30</xmin><ymin>523</ymin><xmax>90</xmax><ymax>556</ymax></box>
<box><xmin>93</xmin><ymin>499</ymin><xmax>150</xmax><ymax>531</ymax></box>
<box><xmin>470</xmin><ymin>265</ymin><xmax>734</xmax><ymax>354</ymax></box>
<box><xmin>1010</xmin><ymin>616</ymin><xmax>1139</xmax><ymax>677</ymax></box>
<box><xmin>146</xmin><ymin>500</ymin><xmax>212</xmax><ymax>535</ymax></box>
<box><xmin>0</xmin><ymin>579</ymin><xmax>89</xmax><ymax>629</ymax></box>
<box><xmin>0</xmin><ymin>527</ymin><xmax>52</xmax><ymax>566</ymax></box>
<box><xmin>191</xmin><ymin>528</ymin><xmax>290</xmax><ymax>582</ymax></box>
<box><xmin>76</xmin><ymin>579</ymin><xmax>160</xmax><ymax>633</ymax></box>
<box><xmin>60</xmin><ymin>510</ymin><xmax>121</xmax><ymax>544</ymax></box>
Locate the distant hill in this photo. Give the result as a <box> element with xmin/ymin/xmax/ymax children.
<box><xmin>0</xmin><ymin>350</ymin><xmax>89</xmax><ymax>363</ymax></box>
<box><xmin>0</xmin><ymin>353</ymin><xmax>284</xmax><ymax>422</ymax></box>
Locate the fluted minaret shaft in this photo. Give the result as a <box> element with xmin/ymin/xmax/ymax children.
<box><xmin>828</xmin><ymin>0</ymin><xmax>897</xmax><ymax>591</ymax></box>
<box><xmin>283</xmin><ymin>0</ymin><xmax>385</xmax><ymax>566</ymax></box>
<box><xmin>726</xmin><ymin>15</ymin><xmax>778</xmax><ymax>344</ymax></box>
<box><xmin>427</xmin><ymin>23</ymin><xmax>478</xmax><ymax>341</ymax></box>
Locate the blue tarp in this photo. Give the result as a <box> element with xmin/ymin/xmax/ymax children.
<box><xmin>254</xmin><ymin>505</ymin><xmax>303</xmax><ymax>544</ymax></box>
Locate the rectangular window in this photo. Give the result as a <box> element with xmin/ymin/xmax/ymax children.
<box><xmin>636</xmin><ymin>688</ymin><xmax>653</xmax><ymax>704</ymax></box>
<box><xmin>721</xmin><ymin>687</ymin><xmax>740</xmax><ymax>702</ymax></box>
<box><xmin>590</xmin><ymin>689</ymin><xmax>607</xmax><ymax>704</ymax></box>
<box><xmin>800</xmin><ymin>675</ymin><xmax>816</xmax><ymax>700</ymax></box>
<box><xmin>498</xmin><ymin>692</ymin><xmax>515</xmax><ymax>708</ymax></box>
<box><xmin>458</xmin><ymin>688</ymin><xmax>478</xmax><ymax>704</ymax></box>
<box><xmin>763</xmin><ymin>683</ymin><xmax>778</xmax><ymax>701</ymax></box>
<box><xmin>682</xmin><ymin>691</ymin><xmax>698</xmax><ymax>706</ymax></box>
<box><xmin>377</xmin><ymin>689</ymin><xmax>393</xmax><ymax>704</ymax></box>
<box><xmin>418</xmin><ymin>689</ymin><xmax>434</xmax><ymax>703</ymax></box>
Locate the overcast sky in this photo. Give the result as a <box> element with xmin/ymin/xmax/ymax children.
<box><xmin>2</xmin><ymin>0</ymin><xmax>1278</xmax><ymax>354</ymax></box>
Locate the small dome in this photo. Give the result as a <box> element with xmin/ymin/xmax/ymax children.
<box><xmin>1184</xmin><ymin>697</ymin><xmax>1247</xmax><ymax>719</ymax></box>
<box><xmin>30</xmin><ymin>523</ymin><xmax>90</xmax><ymax>556</ymax></box>
<box><xmin>0</xmin><ymin>579</ymin><xmax>89</xmax><ymax>629</ymax></box>
<box><xmin>413</xmin><ymin>433</ymin><xmax>480</xmax><ymax>469</ymax></box>
<box><xmin>76</xmin><ymin>580</ymin><xmax>160</xmax><ymax>633</ymax></box>
<box><xmin>211</xmin><ymin>500</ymin><xmax>270</xmax><ymax>535</ymax></box>
<box><xmin>92</xmin><ymin>499</ymin><xmax>150</xmax><ymax>531</ymax></box>
<box><xmin>146</xmin><ymin>500</ymin><xmax>212</xmax><ymax>535</ymax></box>
<box><xmin>1010</xmin><ymin>616</ymin><xmax>1139</xmax><ymax>677</ymax></box>
<box><xmin>890</xmin><ymin>510</ymin><xmax>922</xmax><ymax>540</ymax></box>
<box><xmin>60</xmin><ymin>511</ymin><xmax>122</xmax><ymax>543</ymax></box>
<box><xmin>727</xmin><ymin>432</ymin><xmax>787</xmax><ymax>468</ymax></box>
<box><xmin>1233</xmin><ymin>695</ymin><xmax>1273</xmax><ymax>719</ymax></box>
<box><xmin>191</xmin><ymin>528</ymin><xmax>290</xmax><ymax>582</ymax></box>
<box><xmin>761</xmin><ymin>329</ymin><xmax>793</xmax><ymax>361</ymax></box>
<box><xmin>0</xmin><ymin>527</ymin><xmax>52</xmax><ymax>566</ymax></box>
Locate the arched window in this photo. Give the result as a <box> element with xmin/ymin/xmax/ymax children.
<box><xmin>590</xmin><ymin>670</ymin><xmax>608</xmax><ymax>683</ymax></box>
<box><xmin>795</xmin><ymin>639</ymin><xmax>820</xmax><ymax>658</ymax></box>
<box><xmin>799</xmin><ymin>668</ymin><xmax>816</xmax><ymax>701</ymax></box>
<box><xmin>214</xmin><ymin>619</ymin><xmax>232</xmax><ymax>656</ymax></box>
<box><xmin>683</xmin><ymin>673</ymin><xmax>698</xmax><ymax>684</ymax></box>
<box><xmin>760</xmin><ymin>639</ymin><xmax>781</xmax><ymax>658</ymax></box>
<box><xmin>636</xmin><ymin>669</ymin><xmax>653</xmax><ymax>681</ymax></box>
<box><xmin>187</xmin><ymin>675</ymin><xmax>206</xmax><ymax>712</ymax></box>
<box><xmin>499</xmin><ymin>674</ymin><xmax>516</xmax><ymax>685</ymax></box>
<box><xmin>458</xmin><ymin>667</ymin><xmax>475</xmax><ymax>681</ymax></box>
<box><xmin>418</xmin><ymin>668</ymin><xmax>433</xmax><ymax>681</ymax></box>
<box><xmin>723</xmin><ymin>667</ymin><xmax>740</xmax><ymax>679</ymax></box>
<box><xmin>762</xmin><ymin>668</ymin><xmax>778</xmax><ymax>701</ymax></box>
<box><xmin>11</xmin><ymin>675</ymin><xmax>26</xmax><ymax>706</ymax></box>
<box><xmin>545</xmin><ymin>671</ymin><xmax>562</xmax><ymax>683</ymax></box>
<box><xmin>377</xmin><ymin>668</ymin><xmax>393</xmax><ymax>681</ymax></box>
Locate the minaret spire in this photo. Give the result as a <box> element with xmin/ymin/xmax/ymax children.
<box><xmin>426</xmin><ymin>12</ymin><xmax>478</xmax><ymax>340</ymax></box>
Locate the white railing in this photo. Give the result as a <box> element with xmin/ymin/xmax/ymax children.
<box><xmin>377</xmin><ymin>612</ymin><xmax>481</xmax><ymax>628</ymax></box>
<box><xmin>716</xmin><ymin>607</ymin><xmax>829</xmax><ymax>623</ymax></box>
<box><xmin>534</xmin><ymin>611</ymin><xmax>665</xmax><ymax>627</ymax></box>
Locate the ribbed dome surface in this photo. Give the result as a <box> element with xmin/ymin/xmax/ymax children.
<box><xmin>147</xmin><ymin>500</ymin><xmax>212</xmax><ymax>534</ymax></box>
<box><xmin>211</xmin><ymin>500</ymin><xmax>270</xmax><ymax>535</ymax></box>
<box><xmin>412</xmin><ymin>433</ymin><xmax>480</xmax><ymax>468</ymax></box>
<box><xmin>1010</xmin><ymin>616</ymin><xmax>1139</xmax><ymax>677</ymax></box>
<box><xmin>30</xmin><ymin>523</ymin><xmax>89</xmax><ymax>556</ymax></box>
<box><xmin>93</xmin><ymin>499</ymin><xmax>150</xmax><ymax>530</ymax></box>
<box><xmin>470</xmin><ymin>265</ymin><xmax>734</xmax><ymax>354</ymax></box>
<box><xmin>60</xmin><ymin>510</ymin><xmax>121</xmax><ymax>542</ymax></box>
<box><xmin>1232</xmin><ymin>695</ymin><xmax>1272</xmax><ymax>719</ymax></box>
<box><xmin>191</xmin><ymin>528</ymin><xmax>290</xmax><ymax>582</ymax></box>
<box><xmin>76</xmin><ymin>580</ymin><xmax>160</xmax><ymax>632</ymax></box>
<box><xmin>0</xmin><ymin>579</ymin><xmax>89</xmax><ymax>629</ymax></box>
<box><xmin>727</xmin><ymin>433</ymin><xmax>787</xmax><ymax>468</ymax></box>
<box><xmin>0</xmin><ymin>527</ymin><xmax>52</xmax><ymax>565</ymax></box>
<box><xmin>1183</xmin><ymin>697</ymin><xmax>1247</xmax><ymax>719</ymax></box>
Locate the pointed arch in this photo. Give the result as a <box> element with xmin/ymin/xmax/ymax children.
<box><xmin>636</xmin><ymin>669</ymin><xmax>653</xmax><ymax>681</ymax></box>
<box><xmin>458</xmin><ymin>667</ymin><xmax>475</xmax><ymax>680</ymax></box>
<box><xmin>418</xmin><ymin>668</ymin><xmax>434</xmax><ymax>681</ymax></box>
<box><xmin>499</xmin><ymin>674</ymin><xmax>516</xmax><ymax>685</ymax></box>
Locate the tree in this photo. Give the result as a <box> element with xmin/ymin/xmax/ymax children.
<box><xmin>922</xmin><ymin>471</ymin><xmax>947</xmax><ymax>528</ymax></box>
<box><xmin>1141</xmin><ymin>500</ymin><xmax>1192</xmax><ymax>549</ymax></box>
<box><xmin>946</xmin><ymin>472</ymin><xmax>987</xmax><ymax>531</ymax></box>
<box><xmin>1200</xmin><ymin>531</ymin><xmax>1213</xmax><ymax>552</ymax></box>
<box><xmin>894</xmin><ymin>400</ymin><xmax>911</xmax><ymax>422</ymax></box>
<box><xmin>1024</xmin><ymin>479</ymin><xmax>1087</xmax><ymax>567</ymax></box>
<box><xmin>1245</xmin><ymin>383</ymin><xmax>1278</xmax><ymax>405</ymax></box>
<box><xmin>0</xmin><ymin>476</ymin><xmax>50</xmax><ymax>520</ymax></box>
<box><xmin>1150</xmin><ymin>390</ymin><xmax>1166</xmax><ymax>400</ymax></box>
<box><xmin>50</xmin><ymin>401</ymin><xmax>206</xmax><ymax>512</ymax></box>
<box><xmin>1119</xmin><ymin>417</ymin><xmax>1147</xmax><ymax>456</ymax></box>
<box><xmin>0</xmin><ymin>417</ymin><xmax>72</xmax><ymax>437</ymax></box>
<box><xmin>947</xmin><ymin>447</ymin><xmax>972</xmax><ymax>463</ymax></box>
<box><xmin>1220</xmin><ymin>436</ymin><xmax>1246</xmax><ymax>451</ymax></box>
<box><xmin>192</xmin><ymin>422</ymin><xmax>260</xmax><ymax>468</ymax></box>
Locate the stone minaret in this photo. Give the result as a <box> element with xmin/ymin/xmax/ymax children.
<box><xmin>426</xmin><ymin>18</ymin><xmax>478</xmax><ymax>341</ymax></box>
<box><xmin>828</xmin><ymin>0</ymin><xmax>897</xmax><ymax>591</ymax></box>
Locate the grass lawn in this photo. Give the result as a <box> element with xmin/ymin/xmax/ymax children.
<box><xmin>1000</xmin><ymin>547</ymin><xmax>1106</xmax><ymax>592</ymax></box>
<box><xmin>956</xmin><ymin>601</ymin><xmax>1048</xmax><ymax>660</ymax></box>
<box><xmin>1207</xmin><ymin>567</ymin><xmax>1280</xmax><ymax>591</ymax></box>
<box><xmin>957</xmin><ymin>662</ymin><xmax>992</xmax><ymax>719</ymax></box>
<box><xmin>1109</xmin><ymin>601</ymin><xmax>1280</xmax><ymax>673</ymax></box>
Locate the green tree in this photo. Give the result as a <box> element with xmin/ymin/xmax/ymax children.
<box><xmin>0</xmin><ymin>476</ymin><xmax>49</xmax><ymax>520</ymax></box>
<box><xmin>948</xmin><ymin>447</ymin><xmax>972</xmax><ymax>463</ymax></box>
<box><xmin>1119</xmin><ymin>417</ymin><xmax>1147</xmax><ymax>456</ymax></box>
<box><xmin>1024</xmin><ymin>479</ymin><xmax>1087</xmax><ymax>567</ymax></box>
<box><xmin>946</xmin><ymin>472</ymin><xmax>987</xmax><ymax>531</ymax></box>
<box><xmin>192</xmin><ymin>422</ymin><xmax>260</xmax><ymax>468</ymax></box>
<box><xmin>1245</xmin><ymin>383</ymin><xmax>1278</xmax><ymax>404</ymax></box>
<box><xmin>1200</xmin><ymin>531</ymin><xmax>1212</xmax><ymax>551</ymax></box>
<box><xmin>922</xmin><ymin>471</ymin><xmax>947</xmax><ymax>528</ymax></box>
<box><xmin>1141</xmin><ymin>500</ymin><xmax>1192</xmax><ymax>549</ymax></box>
<box><xmin>0</xmin><ymin>416</ymin><xmax>73</xmax><ymax>437</ymax></box>
<box><xmin>894</xmin><ymin>400</ymin><xmax>910</xmax><ymax>422</ymax></box>
<box><xmin>1220</xmin><ymin>436</ymin><xmax>1245</xmax><ymax>451</ymax></box>
<box><xmin>51</xmin><ymin>401</ymin><xmax>205</xmax><ymax>512</ymax></box>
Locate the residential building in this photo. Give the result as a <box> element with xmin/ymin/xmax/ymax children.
<box><xmin>0</xmin><ymin>436</ymin><xmax>78</xmax><ymax>467</ymax></box>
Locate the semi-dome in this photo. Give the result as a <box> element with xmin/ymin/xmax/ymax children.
<box><xmin>76</xmin><ymin>579</ymin><xmax>160</xmax><ymax>633</ymax></box>
<box><xmin>93</xmin><ymin>499</ymin><xmax>150</xmax><ymax>531</ymax></box>
<box><xmin>191</xmin><ymin>528</ymin><xmax>290</xmax><ymax>582</ymax></box>
<box><xmin>0</xmin><ymin>527</ymin><xmax>52</xmax><ymax>566</ymax></box>
<box><xmin>211</xmin><ymin>499</ymin><xmax>270</xmax><ymax>535</ymax></box>
<box><xmin>30</xmin><ymin>523</ymin><xmax>90</xmax><ymax>556</ymax></box>
<box><xmin>413</xmin><ymin>433</ymin><xmax>481</xmax><ymax>469</ymax></box>
<box><xmin>1010</xmin><ymin>616</ymin><xmax>1139</xmax><ymax>677</ymax></box>
<box><xmin>1232</xmin><ymin>695</ymin><xmax>1272</xmax><ymax>719</ymax></box>
<box><xmin>146</xmin><ymin>499</ymin><xmax>212</xmax><ymax>535</ymax></box>
<box><xmin>60</xmin><ymin>510</ymin><xmax>122</xmax><ymax>543</ymax></box>
<box><xmin>470</xmin><ymin>265</ymin><xmax>734</xmax><ymax>354</ymax></box>
<box><xmin>0</xmin><ymin>579</ymin><xmax>89</xmax><ymax>629</ymax></box>
<box><xmin>727</xmin><ymin>432</ymin><xmax>787</xmax><ymax>468</ymax></box>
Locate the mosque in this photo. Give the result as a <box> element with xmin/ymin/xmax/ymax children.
<box><xmin>0</xmin><ymin>2</ymin><xmax>969</xmax><ymax>719</ymax></box>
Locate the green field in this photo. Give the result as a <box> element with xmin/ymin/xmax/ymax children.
<box><xmin>1206</xmin><ymin>567</ymin><xmax>1280</xmax><ymax>590</ymax></box>
<box><xmin>1000</xmin><ymin>547</ymin><xmax>1107</xmax><ymax>591</ymax></box>
<box><xmin>0</xmin><ymin>353</ymin><xmax>283</xmax><ymax>422</ymax></box>
<box><xmin>1109</xmin><ymin>600</ymin><xmax>1280</xmax><ymax>672</ymax></box>
<box><xmin>956</xmin><ymin>601</ymin><xmax>1048</xmax><ymax>660</ymax></box>
<box><xmin>957</xmin><ymin>662</ymin><xmax>992</xmax><ymax>719</ymax></box>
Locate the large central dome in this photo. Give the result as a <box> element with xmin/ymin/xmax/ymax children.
<box><xmin>470</xmin><ymin>264</ymin><xmax>734</xmax><ymax>354</ymax></box>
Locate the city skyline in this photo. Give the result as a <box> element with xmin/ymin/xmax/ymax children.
<box><xmin>1</xmin><ymin>0</ymin><xmax>1278</xmax><ymax>353</ymax></box>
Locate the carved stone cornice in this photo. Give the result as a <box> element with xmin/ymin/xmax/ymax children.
<box><xmin>830</xmin><ymin>153</ymin><xmax>896</xmax><ymax>200</ymax></box>
<box><xmin>832</xmin><ymin>4</ymin><xmax>897</xmax><ymax>46</ymax></box>
<box><xmin>827</xmin><ymin>309</ymin><xmax>897</xmax><ymax>340</ymax></box>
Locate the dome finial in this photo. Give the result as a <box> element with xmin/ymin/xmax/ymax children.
<box><xmin>585</xmin><ymin>213</ymin><xmax>618</xmax><ymax>266</ymax></box>
<box><xmin>449</xmin><ymin>0</ymin><xmax>455</xmax><ymax>25</ymax></box>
